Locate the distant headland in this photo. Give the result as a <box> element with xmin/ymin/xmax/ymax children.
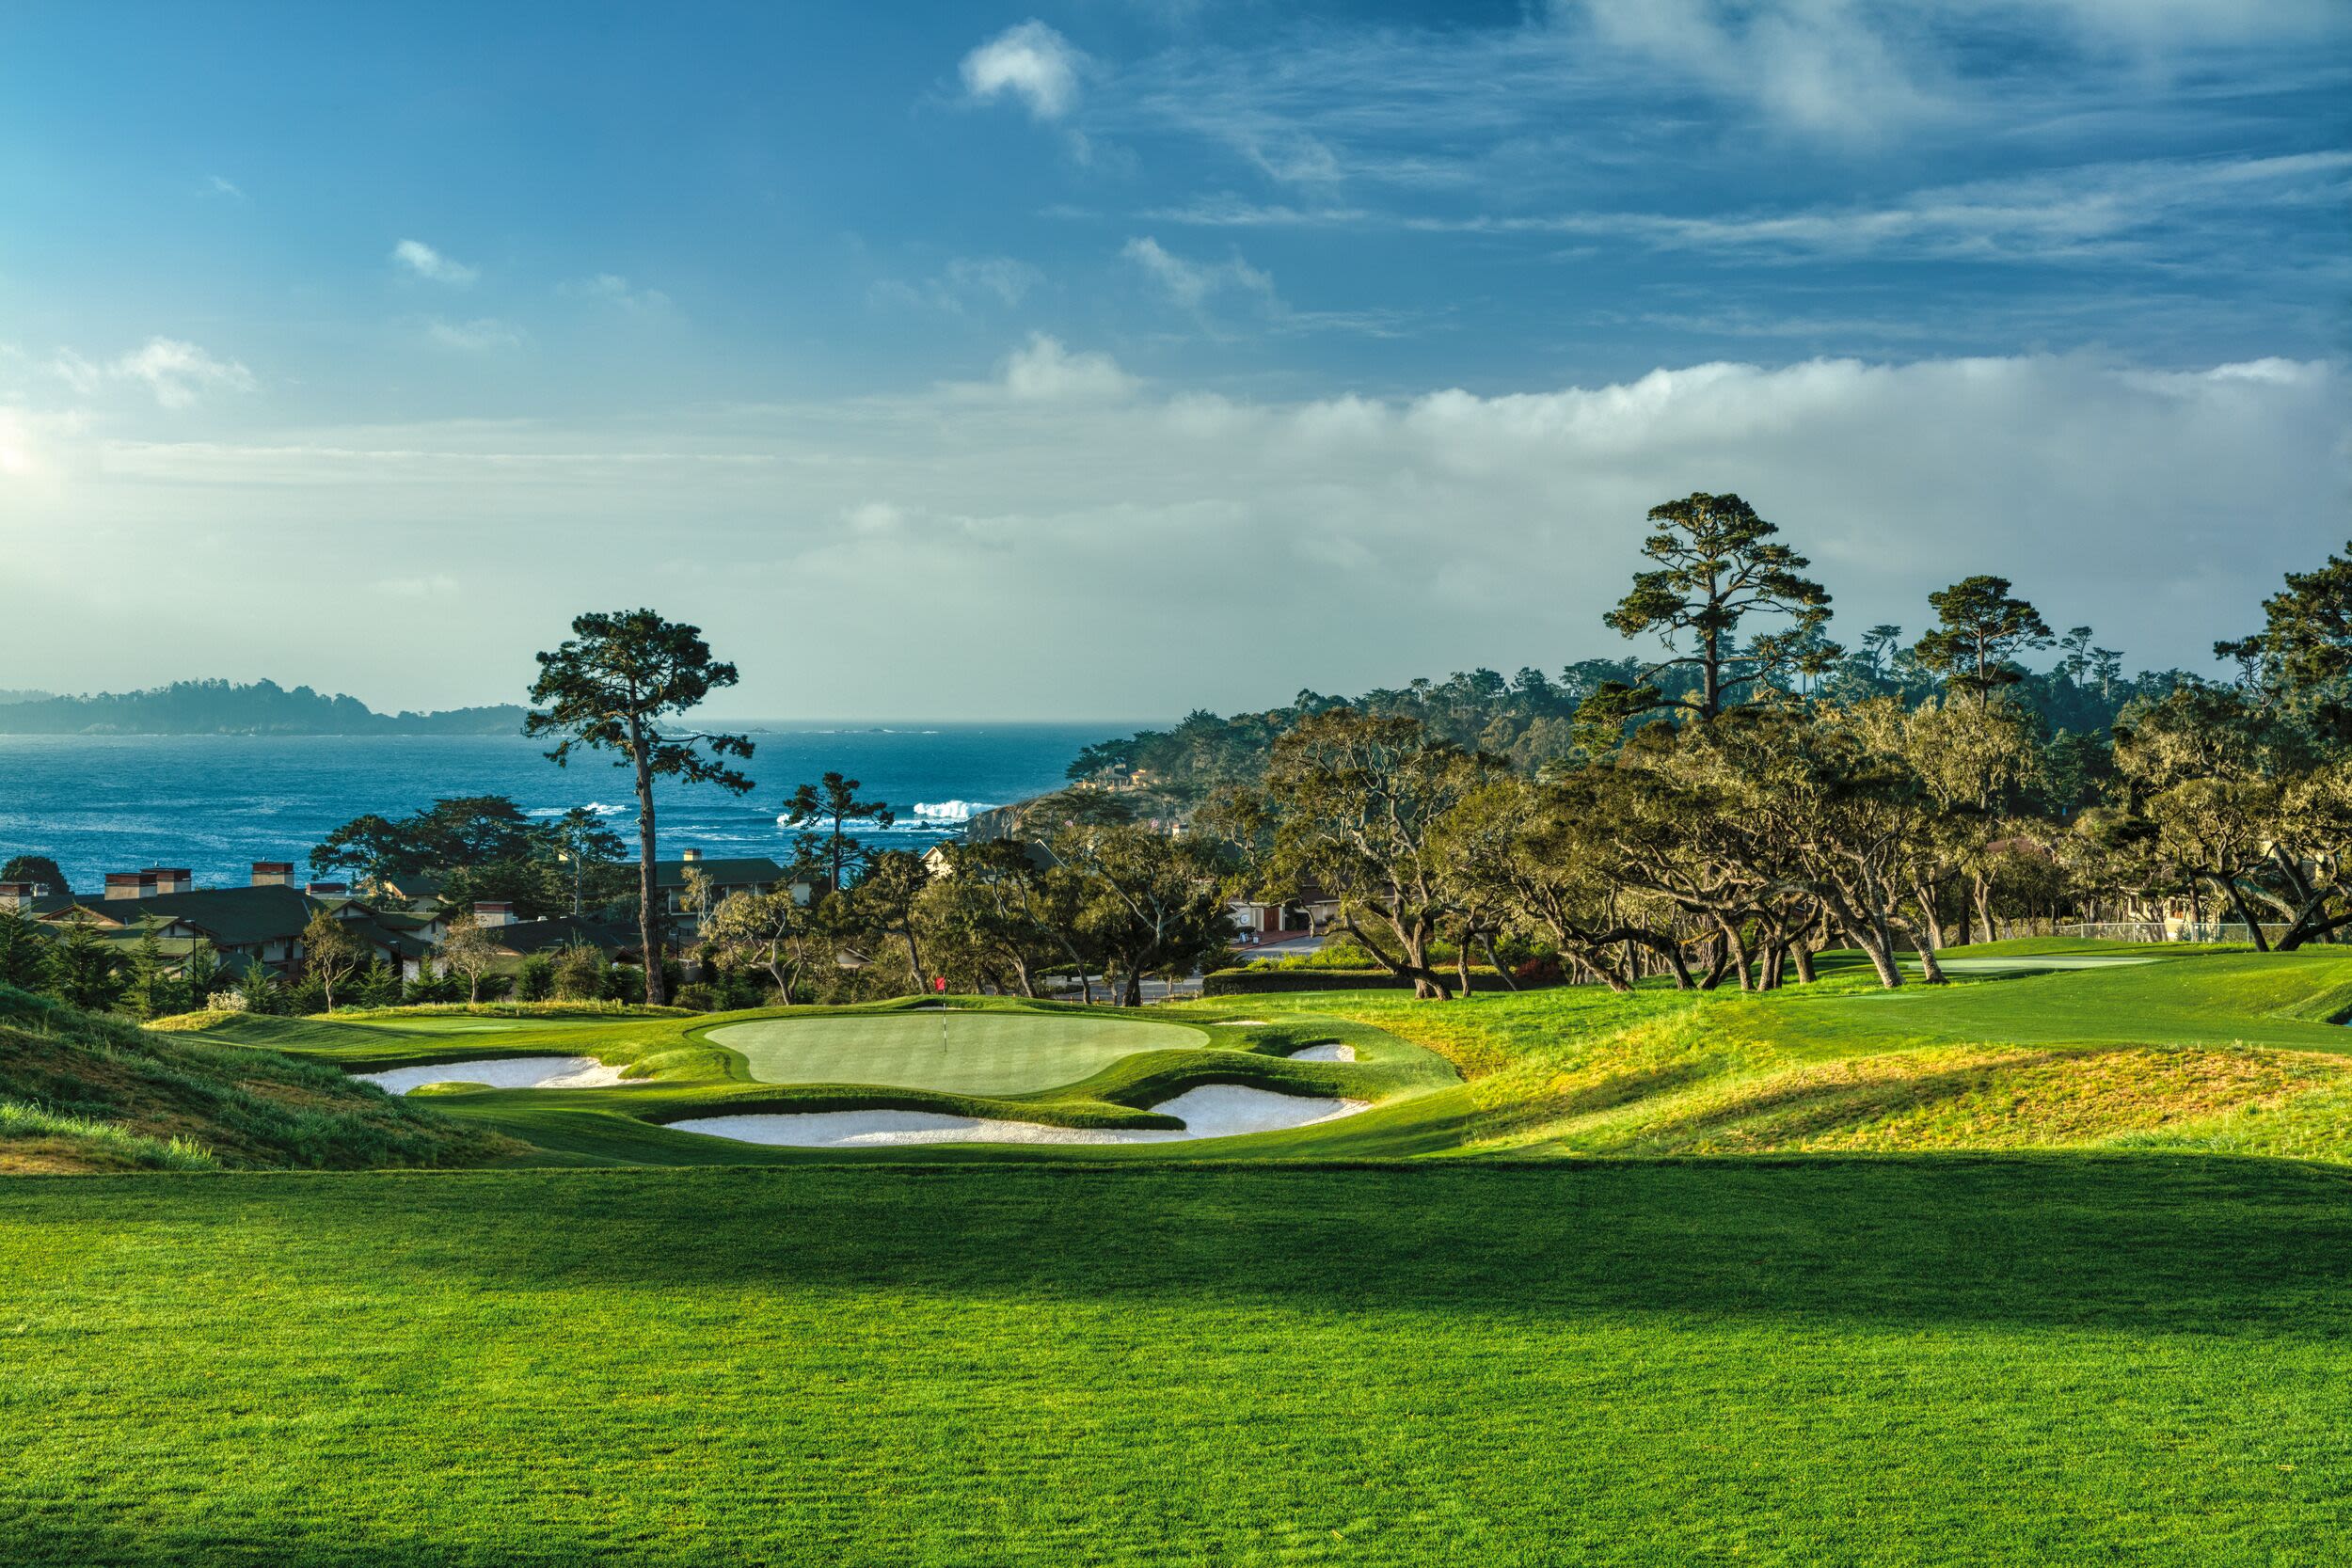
<box><xmin>0</xmin><ymin>679</ymin><xmax>527</xmax><ymax>736</ymax></box>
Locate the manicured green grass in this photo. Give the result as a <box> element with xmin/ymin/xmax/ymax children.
<box><xmin>4</xmin><ymin>1156</ymin><xmax>2347</xmax><ymax>1566</ymax></box>
<box><xmin>16</xmin><ymin>958</ymin><xmax>2352</xmax><ymax>1562</ymax></box>
<box><xmin>709</xmin><ymin>1008</ymin><xmax>1209</xmax><ymax>1095</ymax></box>
<box><xmin>1160</xmin><ymin>946</ymin><xmax>2352</xmax><ymax>1159</ymax></box>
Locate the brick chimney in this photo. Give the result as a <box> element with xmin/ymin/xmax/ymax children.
<box><xmin>104</xmin><ymin>872</ymin><xmax>147</xmax><ymax>901</ymax></box>
<box><xmin>251</xmin><ymin>862</ymin><xmax>295</xmax><ymax>887</ymax></box>
<box><xmin>472</xmin><ymin>900</ymin><xmax>515</xmax><ymax>927</ymax></box>
<box><xmin>680</xmin><ymin>847</ymin><xmax>702</xmax><ymax>863</ymax></box>
<box><xmin>308</xmin><ymin>881</ymin><xmax>349</xmax><ymax>898</ymax></box>
<box><xmin>0</xmin><ymin>881</ymin><xmax>36</xmax><ymax>910</ymax></box>
<box><xmin>143</xmin><ymin>867</ymin><xmax>193</xmax><ymax>896</ymax></box>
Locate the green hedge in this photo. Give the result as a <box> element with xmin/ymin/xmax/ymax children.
<box><xmin>1202</xmin><ymin>966</ymin><xmax>1512</xmax><ymax>996</ymax></box>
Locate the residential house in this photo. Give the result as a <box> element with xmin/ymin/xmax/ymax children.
<box><xmin>652</xmin><ymin>849</ymin><xmax>797</xmax><ymax>937</ymax></box>
<box><xmin>464</xmin><ymin>900</ymin><xmax>638</xmax><ymax>965</ymax></box>
<box><xmin>1229</xmin><ymin>881</ymin><xmax>1339</xmax><ymax>945</ymax></box>
<box><xmin>24</xmin><ymin>862</ymin><xmax>441</xmax><ymax>980</ymax></box>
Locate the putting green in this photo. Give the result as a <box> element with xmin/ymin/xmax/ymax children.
<box><xmin>709</xmin><ymin>1009</ymin><xmax>1207</xmax><ymax>1094</ymax></box>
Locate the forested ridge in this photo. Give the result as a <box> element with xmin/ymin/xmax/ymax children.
<box><xmin>1071</xmin><ymin>615</ymin><xmax>2174</xmax><ymax>814</ymax></box>
<box><xmin>0</xmin><ymin>679</ymin><xmax>526</xmax><ymax>736</ymax></box>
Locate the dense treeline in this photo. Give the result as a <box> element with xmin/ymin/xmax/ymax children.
<box><xmin>19</xmin><ymin>510</ymin><xmax>2344</xmax><ymax>1017</ymax></box>
<box><xmin>0</xmin><ymin>678</ymin><xmax>526</xmax><ymax>735</ymax></box>
<box><xmin>1071</xmin><ymin>635</ymin><xmax>2181</xmax><ymax>815</ymax></box>
<box><xmin>1173</xmin><ymin>498</ymin><xmax>2352</xmax><ymax>997</ymax></box>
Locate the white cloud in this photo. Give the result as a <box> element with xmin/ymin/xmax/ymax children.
<box><xmin>1375</xmin><ymin>151</ymin><xmax>2352</xmax><ymax>268</ymax></box>
<box><xmin>845</xmin><ymin>500</ymin><xmax>905</xmax><ymax>534</ymax></box>
<box><xmin>110</xmin><ymin>339</ymin><xmax>257</xmax><ymax>408</ymax></box>
<box><xmin>1120</xmin><ymin>236</ymin><xmax>1275</xmax><ymax>309</ymax></box>
<box><xmin>869</xmin><ymin>256</ymin><xmax>1045</xmax><ymax>313</ymax></box>
<box><xmin>991</xmin><ymin>333</ymin><xmax>1139</xmax><ymax>402</ymax></box>
<box><xmin>560</xmin><ymin>273</ymin><xmax>674</xmax><ymax>313</ymax></box>
<box><xmin>6</xmin><ymin>354</ymin><xmax>2339</xmax><ymax>716</ymax></box>
<box><xmin>1572</xmin><ymin>0</ymin><xmax>1946</xmax><ymax>140</ymax></box>
<box><xmin>425</xmin><ymin>318</ymin><xmax>523</xmax><ymax>352</ymax></box>
<box><xmin>203</xmin><ymin>174</ymin><xmax>246</xmax><ymax>200</ymax></box>
<box><xmin>1101</xmin><ymin>0</ymin><xmax>2351</xmax><ymax>230</ymax></box>
<box><xmin>48</xmin><ymin>349</ymin><xmax>104</xmax><ymax>396</ymax></box>
<box><xmin>961</xmin><ymin>21</ymin><xmax>1085</xmax><ymax>120</ymax></box>
<box><xmin>391</xmin><ymin>239</ymin><xmax>480</xmax><ymax>285</ymax></box>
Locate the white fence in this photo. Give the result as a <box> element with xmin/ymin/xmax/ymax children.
<box><xmin>2057</xmin><ymin>920</ymin><xmax>2294</xmax><ymax>945</ymax></box>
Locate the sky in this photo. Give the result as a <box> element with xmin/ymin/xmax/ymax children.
<box><xmin>0</xmin><ymin>0</ymin><xmax>2345</xmax><ymax>721</ymax></box>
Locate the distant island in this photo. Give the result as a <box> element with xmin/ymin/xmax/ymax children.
<box><xmin>0</xmin><ymin>679</ymin><xmax>528</xmax><ymax>736</ymax></box>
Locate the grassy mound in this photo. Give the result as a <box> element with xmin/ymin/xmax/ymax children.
<box><xmin>0</xmin><ymin>987</ymin><xmax>517</xmax><ymax>1174</ymax></box>
<box><xmin>1167</xmin><ymin>946</ymin><xmax>2352</xmax><ymax>1160</ymax></box>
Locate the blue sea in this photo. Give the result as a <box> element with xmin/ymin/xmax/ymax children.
<box><xmin>0</xmin><ymin>722</ymin><xmax>1134</xmax><ymax>892</ymax></box>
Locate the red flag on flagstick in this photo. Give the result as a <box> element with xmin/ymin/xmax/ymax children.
<box><xmin>933</xmin><ymin>976</ymin><xmax>947</xmax><ymax>994</ymax></box>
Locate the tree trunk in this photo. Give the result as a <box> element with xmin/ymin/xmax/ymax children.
<box><xmin>1912</xmin><ymin>879</ymin><xmax>1948</xmax><ymax>951</ymax></box>
<box><xmin>1478</xmin><ymin>933</ymin><xmax>1520</xmax><ymax>991</ymax></box>
<box><xmin>1717</xmin><ymin>916</ymin><xmax>1756</xmax><ymax>992</ymax></box>
<box><xmin>1455</xmin><ymin>942</ymin><xmax>1472</xmax><ymax>998</ymax></box>
<box><xmin>1350</xmin><ymin>914</ymin><xmax>1453</xmax><ymax>1001</ymax></box>
<box><xmin>630</xmin><ymin>726</ymin><xmax>665</xmax><ymax>1007</ymax></box>
<box><xmin>1697</xmin><ymin>929</ymin><xmax>1731</xmax><ymax>990</ymax></box>
<box><xmin>1650</xmin><ymin>936</ymin><xmax>1697</xmax><ymax>990</ymax></box>
<box><xmin>1971</xmin><ymin>872</ymin><xmax>1995</xmax><ymax>950</ymax></box>
<box><xmin>1791</xmin><ymin>939</ymin><xmax>1818</xmax><ymax>986</ymax></box>
<box><xmin>1120</xmin><ymin>966</ymin><xmax>1142</xmax><ymax>1006</ymax></box>
<box><xmin>1833</xmin><ymin>910</ymin><xmax>1903</xmax><ymax>990</ymax></box>
<box><xmin>2218</xmin><ymin>879</ymin><xmax>2271</xmax><ymax>951</ymax></box>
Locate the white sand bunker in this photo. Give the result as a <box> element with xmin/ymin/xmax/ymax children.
<box><xmin>667</xmin><ymin>1083</ymin><xmax>1371</xmax><ymax>1149</ymax></box>
<box><xmin>355</xmin><ymin>1056</ymin><xmax>628</xmax><ymax>1095</ymax></box>
<box><xmin>1287</xmin><ymin>1042</ymin><xmax>1357</xmax><ymax>1063</ymax></box>
<box><xmin>1216</xmin><ymin>1019</ymin><xmax>1273</xmax><ymax>1027</ymax></box>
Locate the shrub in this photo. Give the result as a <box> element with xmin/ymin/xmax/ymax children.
<box><xmin>515</xmin><ymin>955</ymin><xmax>555</xmax><ymax>1003</ymax></box>
<box><xmin>404</xmin><ymin>969</ymin><xmax>461</xmax><ymax>1006</ymax></box>
<box><xmin>550</xmin><ymin>944</ymin><xmax>607</xmax><ymax>1001</ymax></box>
<box><xmin>352</xmin><ymin>959</ymin><xmax>403</xmax><ymax>1010</ymax></box>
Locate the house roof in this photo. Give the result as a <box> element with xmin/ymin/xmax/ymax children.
<box><xmin>484</xmin><ymin>915</ymin><xmax>636</xmax><ymax>958</ymax></box>
<box><xmin>41</xmin><ymin>884</ymin><xmax>321</xmax><ymax>947</ymax></box>
<box><xmin>652</xmin><ymin>857</ymin><xmax>784</xmax><ymax>889</ymax></box>
<box><xmin>924</xmin><ymin>840</ymin><xmax>1057</xmax><ymax>875</ymax></box>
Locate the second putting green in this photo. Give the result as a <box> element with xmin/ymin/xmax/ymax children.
<box><xmin>708</xmin><ymin>1008</ymin><xmax>1206</xmax><ymax>1094</ymax></box>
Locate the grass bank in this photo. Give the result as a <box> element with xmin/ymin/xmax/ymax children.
<box><xmin>0</xmin><ymin>986</ymin><xmax>513</xmax><ymax>1174</ymax></box>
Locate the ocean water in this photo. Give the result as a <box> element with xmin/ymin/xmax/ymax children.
<box><xmin>0</xmin><ymin>722</ymin><xmax>1132</xmax><ymax>893</ymax></box>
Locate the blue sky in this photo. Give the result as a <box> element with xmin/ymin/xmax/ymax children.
<box><xmin>0</xmin><ymin>1</ymin><xmax>2345</xmax><ymax>718</ymax></box>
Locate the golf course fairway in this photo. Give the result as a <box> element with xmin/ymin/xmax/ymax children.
<box><xmin>5</xmin><ymin>1157</ymin><xmax>2346</xmax><ymax>1566</ymax></box>
<box><xmin>12</xmin><ymin>944</ymin><xmax>2352</xmax><ymax>1562</ymax></box>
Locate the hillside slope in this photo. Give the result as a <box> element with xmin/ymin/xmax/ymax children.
<box><xmin>1168</xmin><ymin>945</ymin><xmax>2352</xmax><ymax>1163</ymax></box>
<box><xmin>0</xmin><ymin>988</ymin><xmax>516</xmax><ymax>1174</ymax></box>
